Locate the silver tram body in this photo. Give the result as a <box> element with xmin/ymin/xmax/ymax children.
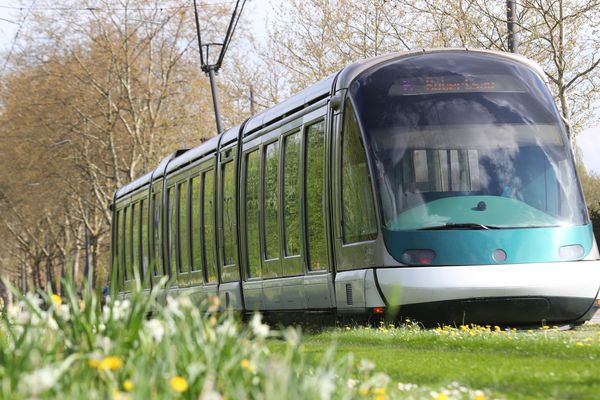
<box><xmin>111</xmin><ymin>49</ymin><xmax>600</xmax><ymax>325</ymax></box>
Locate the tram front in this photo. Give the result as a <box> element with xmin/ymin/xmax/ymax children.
<box><xmin>346</xmin><ymin>50</ymin><xmax>600</xmax><ymax>325</ymax></box>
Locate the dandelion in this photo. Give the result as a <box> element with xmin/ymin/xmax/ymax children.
<box><xmin>431</xmin><ymin>392</ymin><xmax>449</xmax><ymax>400</ymax></box>
<box><xmin>123</xmin><ymin>379</ymin><xmax>134</xmax><ymax>392</ymax></box>
<box><xmin>240</xmin><ymin>359</ymin><xmax>256</xmax><ymax>373</ymax></box>
<box><xmin>51</xmin><ymin>294</ymin><xmax>62</xmax><ymax>306</ymax></box>
<box><xmin>90</xmin><ymin>356</ymin><xmax>123</xmax><ymax>370</ymax></box>
<box><xmin>575</xmin><ymin>342</ymin><xmax>584</xmax><ymax>347</ymax></box>
<box><xmin>170</xmin><ymin>376</ymin><xmax>189</xmax><ymax>393</ymax></box>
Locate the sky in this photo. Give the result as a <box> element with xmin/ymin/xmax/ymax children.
<box><xmin>1</xmin><ymin>0</ymin><xmax>599</xmax><ymax>174</ymax></box>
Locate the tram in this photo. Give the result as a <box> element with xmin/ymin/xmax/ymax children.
<box><xmin>110</xmin><ymin>49</ymin><xmax>600</xmax><ymax>325</ymax></box>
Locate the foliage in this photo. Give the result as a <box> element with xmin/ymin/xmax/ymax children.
<box><xmin>0</xmin><ymin>282</ymin><xmax>503</xmax><ymax>399</ymax></box>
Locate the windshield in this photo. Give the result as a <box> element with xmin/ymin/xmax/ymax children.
<box><xmin>349</xmin><ymin>52</ymin><xmax>587</xmax><ymax>230</ymax></box>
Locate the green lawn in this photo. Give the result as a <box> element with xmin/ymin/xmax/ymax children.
<box><xmin>270</xmin><ymin>323</ymin><xmax>600</xmax><ymax>399</ymax></box>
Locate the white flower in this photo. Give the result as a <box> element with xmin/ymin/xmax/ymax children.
<box><xmin>346</xmin><ymin>378</ymin><xmax>359</xmax><ymax>389</ymax></box>
<box><xmin>216</xmin><ymin>319</ymin><xmax>238</xmax><ymax>337</ymax></box>
<box><xmin>166</xmin><ymin>296</ymin><xmax>184</xmax><ymax>318</ymax></box>
<box><xmin>249</xmin><ymin>313</ymin><xmax>269</xmax><ymax>339</ymax></box>
<box><xmin>317</xmin><ymin>372</ymin><xmax>335</xmax><ymax>400</ymax></box>
<box><xmin>358</xmin><ymin>358</ymin><xmax>375</xmax><ymax>372</ymax></box>
<box><xmin>284</xmin><ymin>326</ymin><xmax>301</xmax><ymax>347</ymax></box>
<box><xmin>19</xmin><ymin>366</ymin><xmax>60</xmax><ymax>395</ymax></box>
<box><xmin>144</xmin><ymin>319</ymin><xmax>165</xmax><ymax>343</ymax></box>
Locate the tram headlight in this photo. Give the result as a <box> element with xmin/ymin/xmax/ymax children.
<box><xmin>559</xmin><ymin>244</ymin><xmax>584</xmax><ymax>260</ymax></box>
<box><xmin>402</xmin><ymin>249</ymin><xmax>436</xmax><ymax>265</ymax></box>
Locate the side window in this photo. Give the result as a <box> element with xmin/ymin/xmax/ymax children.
<box><xmin>203</xmin><ymin>170</ymin><xmax>218</xmax><ymax>283</ymax></box>
<box><xmin>342</xmin><ymin>99</ymin><xmax>378</xmax><ymax>243</ymax></box>
<box><xmin>245</xmin><ymin>150</ymin><xmax>261</xmax><ymax>277</ymax></box>
<box><xmin>283</xmin><ymin>132</ymin><xmax>301</xmax><ymax>257</ymax></box>
<box><xmin>263</xmin><ymin>141</ymin><xmax>280</xmax><ymax>260</ymax></box>
<box><xmin>222</xmin><ymin>161</ymin><xmax>236</xmax><ymax>266</ymax></box>
<box><xmin>190</xmin><ymin>176</ymin><xmax>202</xmax><ymax>274</ymax></box>
<box><xmin>124</xmin><ymin>206</ymin><xmax>132</xmax><ymax>280</ymax></box>
<box><xmin>179</xmin><ymin>181</ymin><xmax>190</xmax><ymax>273</ymax></box>
<box><xmin>132</xmin><ymin>202</ymin><xmax>140</xmax><ymax>280</ymax></box>
<box><xmin>116</xmin><ymin>208</ymin><xmax>124</xmax><ymax>281</ymax></box>
<box><xmin>152</xmin><ymin>191</ymin><xmax>162</xmax><ymax>276</ymax></box>
<box><xmin>305</xmin><ymin>121</ymin><xmax>328</xmax><ymax>270</ymax></box>
<box><xmin>141</xmin><ymin>199</ymin><xmax>149</xmax><ymax>275</ymax></box>
<box><xmin>168</xmin><ymin>187</ymin><xmax>176</xmax><ymax>273</ymax></box>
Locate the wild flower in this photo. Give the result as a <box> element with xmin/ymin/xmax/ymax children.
<box><xmin>249</xmin><ymin>313</ymin><xmax>269</xmax><ymax>339</ymax></box>
<box><xmin>170</xmin><ymin>376</ymin><xmax>189</xmax><ymax>393</ymax></box>
<box><xmin>123</xmin><ymin>379</ymin><xmax>134</xmax><ymax>392</ymax></box>
<box><xmin>240</xmin><ymin>359</ymin><xmax>256</xmax><ymax>373</ymax></box>
<box><xmin>358</xmin><ymin>358</ymin><xmax>375</xmax><ymax>372</ymax></box>
<box><xmin>144</xmin><ymin>319</ymin><xmax>165</xmax><ymax>343</ymax></box>
<box><xmin>51</xmin><ymin>294</ymin><xmax>62</xmax><ymax>306</ymax></box>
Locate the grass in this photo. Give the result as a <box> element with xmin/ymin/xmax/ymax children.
<box><xmin>1</xmin><ymin>280</ymin><xmax>598</xmax><ymax>399</ymax></box>
<box><xmin>268</xmin><ymin>322</ymin><xmax>600</xmax><ymax>399</ymax></box>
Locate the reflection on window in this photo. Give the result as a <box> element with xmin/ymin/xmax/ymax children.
<box><xmin>132</xmin><ymin>202</ymin><xmax>140</xmax><ymax>280</ymax></box>
<box><xmin>306</xmin><ymin>121</ymin><xmax>328</xmax><ymax>270</ymax></box>
<box><xmin>263</xmin><ymin>141</ymin><xmax>280</xmax><ymax>260</ymax></box>
<box><xmin>116</xmin><ymin>209</ymin><xmax>123</xmax><ymax>281</ymax></box>
<box><xmin>245</xmin><ymin>150</ymin><xmax>261</xmax><ymax>277</ymax></box>
<box><xmin>203</xmin><ymin>171</ymin><xmax>218</xmax><ymax>283</ymax></box>
<box><xmin>168</xmin><ymin>188</ymin><xmax>176</xmax><ymax>274</ymax></box>
<box><xmin>342</xmin><ymin>100</ymin><xmax>378</xmax><ymax>243</ymax></box>
<box><xmin>190</xmin><ymin>176</ymin><xmax>202</xmax><ymax>274</ymax></box>
<box><xmin>222</xmin><ymin>161</ymin><xmax>236</xmax><ymax>267</ymax></box>
<box><xmin>179</xmin><ymin>181</ymin><xmax>190</xmax><ymax>273</ymax></box>
<box><xmin>284</xmin><ymin>132</ymin><xmax>301</xmax><ymax>257</ymax></box>
<box><xmin>152</xmin><ymin>192</ymin><xmax>162</xmax><ymax>276</ymax></box>
<box><xmin>410</xmin><ymin>149</ymin><xmax>481</xmax><ymax>192</ymax></box>
<box><xmin>124</xmin><ymin>206</ymin><xmax>131</xmax><ymax>280</ymax></box>
<box><xmin>141</xmin><ymin>199</ymin><xmax>149</xmax><ymax>276</ymax></box>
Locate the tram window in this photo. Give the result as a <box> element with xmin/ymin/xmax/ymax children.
<box><xmin>222</xmin><ymin>161</ymin><xmax>236</xmax><ymax>267</ymax></box>
<box><xmin>203</xmin><ymin>170</ymin><xmax>218</xmax><ymax>283</ymax></box>
<box><xmin>152</xmin><ymin>191</ymin><xmax>162</xmax><ymax>276</ymax></box>
<box><xmin>124</xmin><ymin>206</ymin><xmax>132</xmax><ymax>280</ymax></box>
<box><xmin>409</xmin><ymin>149</ymin><xmax>481</xmax><ymax>192</ymax></box>
<box><xmin>305</xmin><ymin>120</ymin><xmax>328</xmax><ymax>271</ymax></box>
<box><xmin>190</xmin><ymin>176</ymin><xmax>202</xmax><ymax>274</ymax></box>
<box><xmin>132</xmin><ymin>202</ymin><xmax>140</xmax><ymax>280</ymax></box>
<box><xmin>283</xmin><ymin>132</ymin><xmax>301</xmax><ymax>257</ymax></box>
<box><xmin>263</xmin><ymin>141</ymin><xmax>280</xmax><ymax>260</ymax></box>
<box><xmin>179</xmin><ymin>181</ymin><xmax>190</xmax><ymax>273</ymax></box>
<box><xmin>168</xmin><ymin>187</ymin><xmax>176</xmax><ymax>274</ymax></box>
<box><xmin>341</xmin><ymin>100</ymin><xmax>378</xmax><ymax>243</ymax></box>
<box><xmin>245</xmin><ymin>150</ymin><xmax>261</xmax><ymax>278</ymax></box>
<box><xmin>141</xmin><ymin>199</ymin><xmax>149</xmax><ymax>275</ymax></box>
<box><xmin>116</xmin><ymin>208</ymin><xmax>124</xmax><ymax>281</ymax></box>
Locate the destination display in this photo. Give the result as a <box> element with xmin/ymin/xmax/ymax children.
<box><xmin>388</xmin><ymin>74</ymin><xmax>526</xmax><ymax>96</ymax></box>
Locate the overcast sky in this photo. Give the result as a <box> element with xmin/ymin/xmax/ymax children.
<box><xmin>1</xmin><ymin>0</ymin><xmax>599</xmax><ymax>173</ymax></box>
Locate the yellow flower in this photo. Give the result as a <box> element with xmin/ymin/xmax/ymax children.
<box><xmin>88</xmin><ymin>358</ymin><xmax>101</xmax><ymax>368</ymax></box>
<box><xmin>240</xmin><ymin>359</ymin><xmax>256</xmax><ymax>373</ymax></box>
<box><xmin>111</xmin><ymin>389</ymin><xmax>131</xmax><ymax>400</ymax></box>
<box><xmin>575</xmin><ymin>342</ymin><xmax>584</xmax><ymax>347</ymax></box>
<box><xmin>170</xmin><ymin>376</ymin><xmax>189</xmax><ymax>393</ymax></box>
<box><xmin>123</xmin><ymin>379</ymin><xmax>134</xmax><ymax>392</ymax></box>
<box><xmin>51</xmin><ymin>294</ymin><xmax>62</xmax><ymax>306</ymax></box>
<box><xmin>433</xmin><ymin>393</ymin><xmax>449</xmax><ymax>400</ymax></box>
<box><xmin>373</xmin><ymin>387</ymin><xmax>386</xmax><ymax>395</ymax></box>
<box><xmin>99</xmin><ymin>356</ymin><xmax>124</xmax><ymax>370</ymax></box>
<box><xmin>358</xmin><ymin>387</ymin><xmax>369</xmax><ymax>396</ymax></box>
<box><xmin>474</xmin><ymin>393</ymin><xmax>487</xmax><ymax>400</ymax></box>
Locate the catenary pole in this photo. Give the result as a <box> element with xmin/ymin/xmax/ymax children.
<box><xmin>507</xmin><ymin>0</ymin><xmax>518</xmax><ymax>53</ymax></box>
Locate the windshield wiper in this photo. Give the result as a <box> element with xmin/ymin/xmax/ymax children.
<box><xmin>419</xmin><ymin>223</ymin><xmax>501</xmax><ymax>231</ymax></box>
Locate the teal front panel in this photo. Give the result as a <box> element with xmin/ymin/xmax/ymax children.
<box><xmin>383</xmin><ymin>224</ymin><xmax>594</xmax><ymax>265</ymax></box>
